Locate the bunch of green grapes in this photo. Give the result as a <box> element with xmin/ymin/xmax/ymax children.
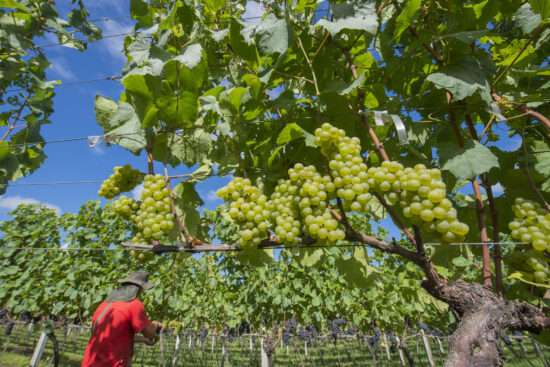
<box><xmin>113</xmin><ymin>195</ymin><xmax>139</xmax><ymax>219</ymax></box>
<box><xmin>314</xmin><ymin>123</ymin><xmax>372</xmax><ymax>213</ymax></box>
<box><xmin>130</xmin><ymin>249</ymin><xmax>154</xmax><ymax>263</ymax></box>
<box><xmin>364</xmin><ymin>161</ymin><xmax>469</xmax><ymax>243</ymax></box>
<box><xmin>508</xmin><ymin>197</ymin><xmax>550</xmax><ymax>283</ymax></box>
<box><xmin>98</xmin><ymin>164</ymin><xmax>144</xmax><ymax>199</ymax></box>
<box><xmin>216</xmin><ymin>177</ymin><xmax>270</xmax><ymax>249</ymax></box>
<box><xmin>286</xmin><ymin>164</ymin><xmax>345</xmax><ymax>243</ymax></box>
<box><xmin>268</xmin><ymin>178</ymin><xmax>303</xmax><ymax>245</ymax></box>
<box><xmin>131</xmin><ymin>174</ymin><xmax>174</xmax><ymax>244</ymax></box>
<box><xmin>215</xmin><ymin>122</ymin><xmax>470</xmax><ymax>249</ymax></box>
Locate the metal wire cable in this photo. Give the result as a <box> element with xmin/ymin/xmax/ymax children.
<box><xmin>3</xmin><ymin>9</ymin><xmax>331</xmax><ymax>52</ymax></box>
<box><xmin>0</xmin><ymin>242</ymin><xmax>534</xmax><ymax>252</ymax></box>
<box><xmin>2</xmin><ymin>109</ymin><xmax>549</xmax><ymax>150</ymax></box>
<box><xmin>0</xmin><ymin>247</ymin><xmax>143</xmax><ymax>251</ymax></box>
<box><xmin>2</xmin><ymin>76</ymin><xmax>122</xmax><ymax>94</ymax></box>
<box><xmin>0</xmin><ymin>180</ymin><xmax>103</xmax><ymax>187</ymax></box>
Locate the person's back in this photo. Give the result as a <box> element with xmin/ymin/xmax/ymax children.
<box><xmin>81</xmin><ymin>271</ymin><xmax>161</xmax><ymax>367</ymax></box>
<box><xmin>82</xmin><ymin>299</ymin><xmax>150</xmax><ymax>367</ymax></box>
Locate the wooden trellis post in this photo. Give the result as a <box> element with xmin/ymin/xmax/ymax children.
<box><xmin>395</xmin><ymin>336</ymin><xmax>406</xmax><ymax>367</ymax></box>
<box><xmin>29</xmin><ymin>332</ymin><xmax>48</xmax><ymax>367</ymax></box>
<box><xmin>420</xmin><ymin>329</ymin><xmax>435</xmax><ymax>367</ymax></box>
<box><xmin>261</xmin><ymin>338</ymin><xmax>269</xmax><ymax>367</ymax></box>
<box><xmin>172</xmin><ymin>333</ymin><xmax>181</xmax><ymax>367</ymax></box>
<box><xmin>382</xmin><ymin>333</ymin><xmax>391</xmax><ymax>360</ymax></box>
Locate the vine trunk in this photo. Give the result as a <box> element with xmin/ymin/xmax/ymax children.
<box><xmin>422</xmin><ymin>280</ymin><xmax>546</xmax><ymax>366</ymax></box>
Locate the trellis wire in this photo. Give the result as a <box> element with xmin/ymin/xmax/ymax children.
<box><xmin>2</xmin><ymin>107</ymin><xmax>550</xmax><ymax>149</ymax></box>
<box><xmin>0</xmin><ymin>241</ymin><xmax>535</xmax><ymax>253</ymax></box>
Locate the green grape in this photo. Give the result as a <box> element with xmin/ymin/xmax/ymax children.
<box><xmin>98</xmin><ymin>165</ymin><xmax>145</xmax><ymax>199</ymax></box>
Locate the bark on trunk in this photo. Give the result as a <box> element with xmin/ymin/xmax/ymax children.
<box><xmin>421</xmin><ymin>280</ymin><xmax>548</xmax><ymax>367</ymax></box>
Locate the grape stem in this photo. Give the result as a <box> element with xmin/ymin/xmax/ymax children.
<box><xmin>465</xmin><ymin>113</ymin><xmax>504</xmax><ymax>295</ymax></box>
<box><xmin>327</xmin><ymin>36</ymin><xmax>390</xmax><ymax>161</ymax></box>
<box><xmin>491</xmin><ymin>92</ymin><xmax>550</xmax><ymax>138</ymax></box>
<box><xmin>163</xmin><ymin>162</ymin><xmax>191</xmax><ymax>245</ymax></box>
<box><xmin>372</xmin><ymin>192</ymin><xmax>417</xmax><ymax>246</ymax></box>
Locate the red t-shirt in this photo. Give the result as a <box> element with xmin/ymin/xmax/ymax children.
<box><xmin>82</xmin><ymin>300</ymin><xmax>150</xmax><ymax>367</ymax></box>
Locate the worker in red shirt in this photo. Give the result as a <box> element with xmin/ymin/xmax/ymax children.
<box><xmin>82</xmin><ymin>271</ymin><xmax>163</xmax><ymax>367</ymax></box>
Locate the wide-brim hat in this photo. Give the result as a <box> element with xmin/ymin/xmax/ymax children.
<box><xmin>116</xmin><ymin>271</ymin><xmax>154</xmax><ymax>290</ymax></box>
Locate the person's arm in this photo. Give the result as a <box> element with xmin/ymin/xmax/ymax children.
<box><xmin>134</xmin><ymin>335</ymin><xmax>157</xmax><ymax>345</ymax></box>
<box><xmin>141</xmin><ymin>320</ymin><xmax>162</xmax><ymax>339</ymax></box>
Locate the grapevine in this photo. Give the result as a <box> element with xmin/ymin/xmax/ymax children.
<box><xmin>98</xmin><ymin>165</ymin><xmax>144</xmax><ymax>199</ymax></box>
<box><xmin>217</xmin><ymin>123</ymin><xmax>469</xmax><ymax>248</ymax></box>
<box><xmin>508</xmin><ymin>197</ymin><xmax>550</xmax><ymax>284</ymax></box>
<box><xmin>98</xmin><ymin>170</ymin><xmax>176</xmax><ymax>261</ymax></box>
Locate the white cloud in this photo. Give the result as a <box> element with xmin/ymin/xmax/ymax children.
<box><xmin>491</xmin><ymin>183</ymin><xmax>504</xmax><ymax>197</ymax></box>
<box><xmin>132</xmin><ymin>183</ymin><xmax>144</xmax><ymax>201</ymax></box>
<box><xmin>48</xmin><ymin>57</ymin><xmax>77</xmax><ymax>81</ymax></box>
<box><xmin>243</xmin><ymin>1</ymin><xmax>264</xmax><ymax>23</ymax></box>
<box><xmin>99</xmin><ymin>19</ymin><xmax>134</xmax><ymax>63</ymax></box>
<box><xmin>86</xmin><ymin>0</ymin><xmax>127</xmax><ymax>16</ymax></box>
<box><xmin>0</xmin><ymin>195</ymin><xmax>61</xmax><ymax>214</ymax></box>
<box><xmin>206</xmin><ymin>190</ymin><xmax>218</xmax><ymax>201</ymax></box>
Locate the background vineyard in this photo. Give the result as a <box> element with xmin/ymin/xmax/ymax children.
<box><xmin>0</xmin><ymin>323</ymin><xmax>548</xmax><ymax>367</ymax></box>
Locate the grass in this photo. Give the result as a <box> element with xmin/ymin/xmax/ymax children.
<box><xmin>1</xmin><ymin>324</ymin><xmax>549</xmax><ymax>366</ymax></box>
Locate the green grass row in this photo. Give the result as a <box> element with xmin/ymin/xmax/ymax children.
<box><xmin>1</xmin><ymin>324</ymin><xmax>549</xmax><ymax>366</ymax></box>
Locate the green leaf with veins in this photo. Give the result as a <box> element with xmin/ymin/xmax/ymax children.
<box><xmin>437</xmin><ymin>140</ymin><xmax>499</xmax><ymax>180</ymax></box>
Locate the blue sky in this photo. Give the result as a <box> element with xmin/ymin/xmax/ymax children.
<box><xmin>0</xmin><ymin>1</ymin><xmax>520</xmax><ymax>242</ymax></box>
<box><xmin>0</xmin><ymin>1</ymin><xmax>267</xmax><ymax>223</ymax></box>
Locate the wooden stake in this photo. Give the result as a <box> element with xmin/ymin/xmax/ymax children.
<box><xmin>395</xmin><ymin>336</ymin><xmax>406</xmax><ymax>367</ymax></box>
<box><xmin>172</xmin><ymin>333</ymin><xmax>181</xmax><ymax>367</ymax></box>
<box><xmin>420</xmin><ymin>330</ymin><xmax>435</xmax><ymax>367</ymax></box>
<box><xmin>530</xmin><ymin>335</ymin><xmax>550</xmax><ymax>367</ymax></box>
<box><xmin>382</xmin><ymin>333</ymin><xmax>391</xmax><ymax>360</ymax></box>
<box><xmin>26</xmin><ymin>322</ymin><xmax>35</xmax><ymax>343</ymax></box>
<box><xmin>261</xmin><ymin>338</ymin><xmax>270</xmax><ymax>367</ymax></box>
<box><xmin>249</xmin><ymin>337</ymin><xmax>253</xmax><ymax>365</ymax></box>
<box><xmin>29</xmin><ymin>332</ymin><xmax>48</xmax><ymax>367</ymax></box>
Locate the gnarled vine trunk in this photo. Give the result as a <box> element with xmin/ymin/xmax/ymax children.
<box><xmin>422</xmin><ymin>280</ymin><xmax>547</xmax><ymax>367</ymax></box>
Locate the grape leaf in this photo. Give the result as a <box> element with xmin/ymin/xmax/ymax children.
<box><xmin>426</xmin><ymin>55</ymin><xmax>494</xmax><ymax>104</ymax></box>
<box><xmin>529</xmin><ymin>0</ymin><xmax>550</xmax><ymax>19</ymax></box>
<box><xmin>315</xmin><ymin>1</ymin><xmax>378</xmax><ymax>35</ymax></box>
<box><xmin>437</xmin><ymin>140</ymin><xmax>499</xmax><ymax>180</ymax></box>
<box><xmin>255</xmin><ymin>13</ymin><xmax>290</xmax><ymax>55</ymax></box>
<box><xmin>169</xmin><ymin>129</ymin><xmax>212</xmax><ymax>168</ymax></box>
<box><xmin>394</xmin><ymin>0</ymin><xmax>421</xmax><ymax>40</ymax></box>
<box><xmin>94</xmin><ymin>95</ymin><xmax>118</xmax><ymax>130</ymax></box>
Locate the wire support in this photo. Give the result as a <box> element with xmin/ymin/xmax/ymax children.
<box><xmin>2</xmin><ymin>76</ymin><xmax>122</xmax><ymax>94</ymax></box>
<box><xmin>0</xmin><ymin>241</ymin><xmax>534</xmax><ymax>253</ymax></box>
<box><xmin>0</xmin><ymin>180</ymin><xmax>103</xmax><ymax>187</ymax></box>
<box><xmin>0</xmin><ymin>247</ymin><xmax>145</xmax><ymax>251</ymax></box>
<box><xmin>2</xmin><ymin>104</ymin><xmax>550</xmax><ymax>149</ymax></box>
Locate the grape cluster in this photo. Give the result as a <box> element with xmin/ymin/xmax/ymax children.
<box><xmin>216</xmin><ymin>122</ymin><xmax>468</xmax><ymax>249</ymax></box>
<box><xmin>508</xmin><ymin>197</ymin><xmax>550</xmax><ymax>283</ymax></box>
<box><xmin>268</xmin><ymin>178</ymin><xmax>303</xmax><ymax>245</ymax></box>
<box><xmin>113</xmin><ymin>195</ymin><xmax>139</xmax><ymax>219</ymax></box>
<box><xmin>131</xmin><ymin>174</ymin><xmax>174</xmax><ymax>245</ymax></box>
<box><xmin>216</xmin><ymin>177</ymin><xmax>270</xmax><ymax>249</ymax></box>
<box><xmin>315</xmin><ymin>123</ymin><xmax>372</xmax><ymax>214</ymax></box>
<box><xmin>368</xmin><ymin>161</ymin><xmax>469</xmax><ymax>243</ymax></box>
<box><xmin>98</xmin><ymin>164</ymin><xmax>143</xmax><ymax>199</ymax></box>
<box><xmin>286</xmin><ymin>164</ymin><xmax>346</xmax><ymax>244</ymax></box>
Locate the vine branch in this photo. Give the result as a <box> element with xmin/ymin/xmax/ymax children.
<box><xmin>492</xmin><ymin>92</ymin><xmax>550</xmax><ymax>138</ymax></box>
<box><xmin>327</xmin><ymin>36</ymin><xmax>390</xmax><ymax>161</ymax></box>
<box><xmin>492</xmin><ymin>23</ymin><xmax>544</xmax><ymax>88</ymax></box>
<box><xmin>1</xmin><ymin>97</ymin><xmax>29</xmax><ymax>143</ymax></box>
